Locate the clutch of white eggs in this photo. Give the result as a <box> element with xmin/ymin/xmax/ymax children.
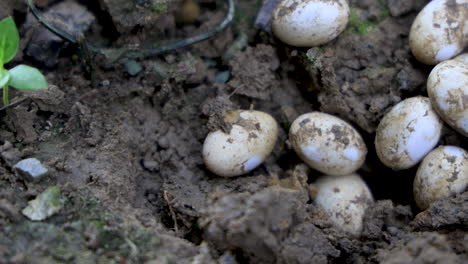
<box><xmin>201</xmin><ymin>0</ymin><xmax>467</xmax><ymax>237</ymax></box>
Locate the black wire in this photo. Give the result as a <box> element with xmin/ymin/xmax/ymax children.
<box><xmin>27</xmin><ymin>0</ymin><xmax>77</xmax><ymax>44</ymax></box>
<box><xmin>0</xmin><ymin>97</ymin><xmax>29</xmax><ymax>111</ymax></box>
<box><xmin>26</xmin><ymin>0</ymin><xmax>236</xmax><ymax>60</ymax></box>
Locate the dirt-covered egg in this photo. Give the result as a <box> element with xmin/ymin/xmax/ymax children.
<box><xmin>202</xmin><ymin>110</ymin><xmax>278</xmax><ymax>177</ymax></box>
<box><xmin>409</xmin><ymin>0</ymin><xmax>467</xmax><ymax>65</ymax></box>
<box><xmin>289</xmin><ymin>112</ymin><xmax>367</xmax><ymax>176</ymax></box>
<box><xmin>314</xmin><ymin>174</ymin><xmax>373</xmax><ymax>236</ymax></box>
<box><xmin>271</xmin><ymin>0</ymin><xmax>350</xmax><ymax>47</ymax></box>
<box><xmin>427</xmin><ymin>55</ymin><xmax>468</xmax><ymax>136</ymax></box>
<box><xmin>454</xmin><ymin>53</ymin><xmax>468</xmax><ymax>63</ymax></box>
<box><xmin>413</xmin><ymin>145</ymin><xmax>468</xmax><ymax>210</ymax></box>
<box><xmin>375</xmin><ymin>97</ymin><xmax>443</xmax><ymax>170</ymax></box>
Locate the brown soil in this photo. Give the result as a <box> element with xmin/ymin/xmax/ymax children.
<box><xmin>0</xmin><ymin>0</ymin><xmax>466</xmax><ymax>263</ymax></box>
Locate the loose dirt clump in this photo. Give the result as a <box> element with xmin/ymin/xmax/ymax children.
<box><xmin>227</xmin><ymin>44</ymin><xmax>281</xmax><ymax>100</ymax></box>
<box><xmin>201</xmin><ymin>186</ymin><xmax>339</xmax><ymax>264</ymax></box>
<box><xmin>299</xmin><ymin>1</ymin><xmax>427</xmax><ymax>133</ymax></box>
<box><xmin>412</xmin><ymin>191</ymin><xmax>468</xmax><ymax>229</ymax></box>
<box><xmin>376</xmin><ymin>232</ymin><xmax>462</xmax><ymax>264</ymax></box>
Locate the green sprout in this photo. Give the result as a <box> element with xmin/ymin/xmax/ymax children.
<box><xmin>0</xmin><ymin>17</ymin><xmax>47</xmax><ymax>107</ymax></box>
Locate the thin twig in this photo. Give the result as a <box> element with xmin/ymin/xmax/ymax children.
<box><xmin>163</xmin><ymin>191</ymin><xmax>179</xmax><ymax>233</ymax></box>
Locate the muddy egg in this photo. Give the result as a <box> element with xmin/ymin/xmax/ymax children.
<box><xmin>409</xmin><ymin>0</ymin><xmax>467</xmax><ymax>65</ymax></box>
<box><xmin>454</xmin><ymin>53</ymin><xmax>468</xmax><ymax>63</ymax></box>
<box><xmin>289</xmin><ymin>112</ymin><xmax>367</xmax><ymax>176</ymax></box>
<box><xmin>314</xmin><ymin>174</ymin><xmax>373</xmax><ymax>236</ymax></box>
<box><xmin>202</xmin><ymin>110</ymin><xmax>278</xmax><ymax>177</ymax></box>
<box><xmin>271</xmin><ymin>0</ymin><xmax>350</xmax><ymax>47</ymax></box>
<box><xmin>427</xmin><ymin>55</ymin><xmax>468</xmax><ymax>136</ymax></box>
<box><xmin>414</xmin><ymin>146</ymin><xmax>468</xmax><ymax>210</ymax></box>
<box><xmin>375</xmin><ymin>96</ymin><xmax>443</xmax><ymax>170</ymax></box>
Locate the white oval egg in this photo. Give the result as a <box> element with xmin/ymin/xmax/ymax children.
<box><xmin>271</xmin><ymin>0</ymin><xmax>350</xmax><ymax>47</ymax></box>
<box><xmin>202</xmin><ymin>110</ymin><xmax>278</xmax><ymax>177</ymax></box>
<box><xmin>375</xmin><ymin>96</ymin><xmax>443</xmax><ymax>170</ymax></box>
<box><xmin>454</xmin><ymin>53</ymin><xmax>468</xmax><ymax>63</ymax></box>
<box><xmin>409</xmin><ymin>0</ymin><xmax>467</xmax><ymax>65</ymax></box>
<box><xmin>427</xmin><ymin>56</ymin><xmax>468</xmax><ymax>136</ymax></box>
<box><xmin>414</xmin><ymin>145</ymin><xmax>468</xmax><ymax>210</ymax></box>
<box><xmin>289</xmin><ymin>112</ymin><xmax>367</xmax><ymax>176</ymax></box>
<box><xmin>314</xmin><ymin>174</ymin><xmax>374</xmax><ymax>236</ymax></box>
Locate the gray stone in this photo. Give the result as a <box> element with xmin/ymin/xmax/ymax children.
<box><xmin>22</xmin><ymin>186</ymin><xmax>65</xmax><ymax>221</ymax></box>
<box><xmin>215</xmin><ymin>71</ymin><xmax>230</xmax><ymax>83</ymax></box>
<box><xmin>124</xmin><ymin>60</ymin><xmax>143</xmax><ymax>76</ymax></box>
<box><xmin>14</xmin><ymin>158</ymin><xmax>48</xmax><ymax>182</ymax></box>
<box><xmin>254</xmin><ymin>0</ymin><xmax>281</xmax><ymax>31</ymax></box>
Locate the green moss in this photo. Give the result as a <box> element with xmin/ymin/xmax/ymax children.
<box><xmin>348</xmin><ymin>9</ymin><xmax>376</xmax><ymax>35</ymax></box>
<box><xmin>90</xmin><ymin>219</ymin><xmax>106</xmax><ymax>231</ymax></box>
<box><xmin>347</xmin><ymin>1</ymin><xmax>390</xmax><ymax>35</ymax></box>
<box><xmin>280</xmin><ymin>119</ymin><xmax>290</xmax><ymax>132</ymax></box>
<box><xmin>151</xmin><ymin>2</ymin><xmax>168</xmax><ymax>13</ymax></box>
<box><xmin>47</xmin><ymin>186</ymin><xmax>62</xmax><ymax>207</ymax></box>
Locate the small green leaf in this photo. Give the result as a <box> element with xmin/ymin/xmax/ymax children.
<box><xmin>0</xmin><ymin>68</ymin><xmax>10</xmax><ymax>87</ymax></box>
<box><xmin>8</xmin><ymin>65</ymin><xmax>48</xmax><ymax>90</ymax></box>
<box><xmin>0</xmin><ymin>17</ymin><xmax>20</xmax><ymax>64</ymax></box>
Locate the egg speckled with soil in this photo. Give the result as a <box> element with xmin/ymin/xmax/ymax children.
<box><xmin>427</xmin><ymin>55</ymin><xmax>468</xmax><ymax>136</ymax></box>
<box><xmin>289</xmin><ymin>112</ymin><xmax>367</xmax><ymax>176</ymax></box>
<box><xmin>271</xmin><ymin>0</ymin><xmax>350</xmax><ymax>47</ymax></box>
<box><xmin>375</xmin><ymin>96</ymin><xmax>443</xmax><ymax>170</ymax></box>
<box><xmin>314</xmin><ymin>174</ymin><xmax>374</xmax><ymax>236</ymax></box>
<box><xmin>202</xmin><ymin>110</ymin><xmax>278</xmax><ymax>177</ymax></box>
<box><xmin>409</xmin><ymin>0</ymin><xmax>467</xmax><ymax>65</ymax></box>
<box><xmin>454</xmin><ymin>53</ymin><xmax>468</xmax><ymax>63</ymax></box>
<box><xmin>413</xmin><ymin>145</ymin><xmax>468</xmax><ymax>210</ymax></box>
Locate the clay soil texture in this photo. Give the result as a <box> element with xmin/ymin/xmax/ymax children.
<box><xmin>0</xmin><ymin>0</ymin><xmax>467</xmax><ymax>263</ymax></box>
